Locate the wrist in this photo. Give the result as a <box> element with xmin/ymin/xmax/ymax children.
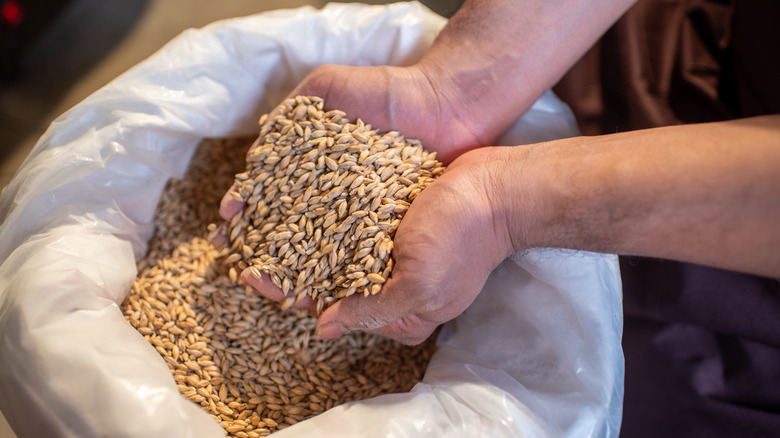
<box><xmin>484</xmin><ymin>140</ymin><xmax>589</xmax><ymax>256</ymax></box>
<box><xmin>447</xmin><ymin>146</ymin><xmax>537</xmax><ymax>261</ymax></box>
<box><xmin>413</xmin><ymin>53</ymin><xmax>523</xmax><ymax>150</ymax></box>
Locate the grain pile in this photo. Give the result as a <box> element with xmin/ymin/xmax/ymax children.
<box><xmin>122</xmin><ymin>135</ymin><xmax>437</xmax><ymax>437</ymax></box>
<box><xmin>225</xmin><ymin>96</ymin><xmax>445</xmax><ymax>312</ymax></box>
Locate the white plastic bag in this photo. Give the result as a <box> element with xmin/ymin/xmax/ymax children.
<box><xmin>0</xmin><ymin>2</ymin><xmax>623</xmax><ymax>437</ymax></box>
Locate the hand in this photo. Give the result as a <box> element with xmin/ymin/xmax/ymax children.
<box><xmin>217</xmin><ymin>63</ymin><xmax>492</xmax><ymax>232</ymax></box>
<box><xmin>317</xmin><ymin>148</ymin><xmax>514</xmax><ymax>344</ymax></box>
<box><xmin>217</xmin><ymin>61</ymin><xmax>518</xmax><ymax>314</ymax></box>
<box><xmin>237</xmin><ymin>147</ymin><xmax>516</xmax><ymax>345</ymax></box>
<box><xmin>285</xmin><ymin>63</ymin><xmax>500</xmax><ymax>164</ymax></box>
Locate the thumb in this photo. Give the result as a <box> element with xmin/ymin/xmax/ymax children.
<box><xmin>219</xmin><ymin>186</ymin><xmax>245</xmax><ymax>221</ymax></box>
<box><xmin>315</xmin><ymin>283</ymin><xmax>439</xmax><ymax>345</ymax></box>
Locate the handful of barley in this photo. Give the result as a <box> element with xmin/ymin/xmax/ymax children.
<box><xmin>124</xmin><ymin>137</ymin><xmax>436</xmax><ymax>437</ymax></box>
<box><xmin>225</xmin><ymin>96</ymin><xmax>445</xmax><ymax>312</ymax></box>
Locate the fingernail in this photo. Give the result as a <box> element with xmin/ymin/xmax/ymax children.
<box><xmin>317</xmin><ymin>320</ymin><xmax>347</xmax><ymax>339</ymax></box>
<box><xmin>207</xmin><ymin>222</ymin><xmax>227</xmax><ymax>248</ymax></box>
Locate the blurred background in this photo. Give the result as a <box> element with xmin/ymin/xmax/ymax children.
<box><xmin>0</xmin><ymin>0</ymin><xmax>458</xmax><ymax>436</ymax></box>
<box><xmin>0</xmin><ymin>0</ymin><xmax>461</xmax><ymax>193</ymax></box>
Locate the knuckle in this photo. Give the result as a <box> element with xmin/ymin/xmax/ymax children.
<box><xmin>353</xmin><ymin>311</ymin><xmax>389</xmax><ymax>331</ymax></box>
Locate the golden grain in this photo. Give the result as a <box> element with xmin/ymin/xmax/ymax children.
<box><xmin>122</xmin><ymin>136</ymin><xmax>436</xmax><ymax>437</ymax></box>
<box><xmin>225</xmin><ymin>96</ymin><xmax>444</xmax><ymax>312</ymax></box>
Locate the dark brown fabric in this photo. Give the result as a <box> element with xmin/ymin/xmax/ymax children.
<box><xmin>554</xmin><ymin>0</ymin><xmax>780</xmax><ymax>436</ymax></box>
<box><xmin>555</xmin><ymin>0</ymin><xmax>780</xmax><ymax>134</ymax></box>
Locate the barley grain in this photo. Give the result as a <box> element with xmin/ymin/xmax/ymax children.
<box><xmin>122</xmin><ymin>136</ymin><xmax>436</xmax><ymax>437</ymax></box>
<box><xmin>225</xmin><ymin>96</ymin><xmax>444</xmax><ymax>312</ymax></box>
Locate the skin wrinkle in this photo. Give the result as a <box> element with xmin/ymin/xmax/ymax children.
<box><xmin>412</xmin><ymin>63</ymin><xmax>487</xmax><ymax>162</ymax></box>
<box><xmin>411</xmin><ymin>182</ymin><xmax>480</xmax><ymax>286</ymax></box>
<box><xmin>450</xmin><ymin>174</ymin><xmax>500</xmax><ymax>274</ymax></box>
<box><xmin>388</xmin><ymin>66</ymin><xmax>450</xmax><ymax>160</ymax></box>
<box><xmin>497</xmin><ymin>142</ymin><xmax>566</xmax><ymax>252</ymax></box>
<box><xmin>474</xmin><ymin>147</ymin><xmax>520</xmax><ymax>258</ymax></box>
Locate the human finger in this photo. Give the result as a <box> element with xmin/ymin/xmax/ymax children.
<box><xmin>207</xmin><ymin>222</ymin><xmax>229</xmax><ymax>249</ymax></box>
<box><xmin>314</xmin><ymin>277</ymin><xmax>438</xmax><ymax>345</ymax></box>
<box><xmin>219</xmin><ymin>186</ymin><xmax>245</xmax><ymax>221</ymax></box>
<box><xmin>239</xmin><ymin>267</ymin><xmax>313</xmax><ymax>312</ymax></box>
<box><xmin>317</xmin><ymin>298</ymin><xmax>439</xmax><ymax>346</ymax></box>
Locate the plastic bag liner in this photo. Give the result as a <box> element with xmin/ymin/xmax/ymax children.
<box><xmin>0</xmin><ymin>2</ymin><xmax>623</xmax><ymax>437</ymax></box>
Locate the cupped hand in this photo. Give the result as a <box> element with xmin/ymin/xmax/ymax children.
<box><xmin>217</xmin><ymin>65</ymin><xmax>520</xmax><ymax>343</ymax></box>
<box><xmin>314</xmin><ymin>147</ymin><xmax>515</xmax><ymax>345</ymax></box>
<box><xmin>285</xmin><ymin>63</ymin><xmax>501</xmax><ymax>165</ymax></box>
<box><xmin>218</xmin><ymin>63</ymin><xmax>482</xmax><ymax>236</ymax></box>
<box><xmin>223</xmin><ymin>147</ymin><xmax>515</xmax><ymax>345</ymax></box>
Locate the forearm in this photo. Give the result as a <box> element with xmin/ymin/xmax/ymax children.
<box><xmin>416</xmin><ymin>0</ymin><xmax>635</xmax><ymax>144</ymax></box>
<box><xmin>491</xmin><ymin>115</ymin><xmax>780</xmax><ymax>277</ymax></box>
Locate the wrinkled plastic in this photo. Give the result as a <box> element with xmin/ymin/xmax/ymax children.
<box><xmin>0</xmin><ymin>2</ymin><xmax>623</xmax><ymax>437</ymax></box>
